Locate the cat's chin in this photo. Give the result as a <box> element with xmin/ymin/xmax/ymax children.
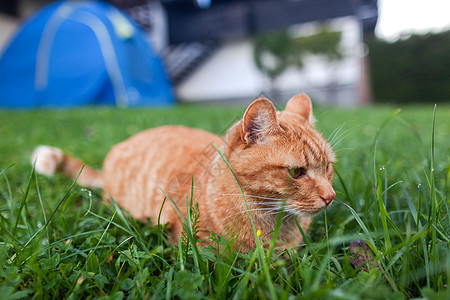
<box><xmin>303</xmin><ymin>211</ymin><xmax>322</xmax><ymax>217</ymax></box>
<box><xmin>291</xmin><ymin>207</ymin><xmax>329</xmax><ymax>218</ymax></box>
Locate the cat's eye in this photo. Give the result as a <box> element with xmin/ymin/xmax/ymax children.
<box><xmin>288</xmin><ymin>167</ymin><xmax>306</xmax><ymax>179</ymax></box>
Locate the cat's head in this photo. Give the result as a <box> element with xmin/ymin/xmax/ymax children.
<box><xmin>224</xmin><ymin>94</ymin><xmax>336</xmax><ymax>216</ymax></box>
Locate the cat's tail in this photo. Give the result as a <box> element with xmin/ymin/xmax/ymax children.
<box><xmin>31</xmin><ymin>145</ymin><xmax>103</xmax><ymax>189</ymax></box>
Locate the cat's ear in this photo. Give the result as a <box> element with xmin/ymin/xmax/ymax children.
<box><xmin>284</xmin><ymin>93</ymin><xmax>314</xmax><ymax>123</ymax></box>
<box><xmin>241</xmin><ymin>98</ymin><xmax>280</xmax><ymax>144</ymax></box>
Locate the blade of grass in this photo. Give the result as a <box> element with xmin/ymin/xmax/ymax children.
<box><xmin>108</xmin><ymin>196</ymin><xmax>149</xmax><ymax>254</ymax></box>
<box><xmin>341</xmin><ymin>202</ymin><xmax>379</xmax><ymax>256</ymax></box>
<box><xmin>371</xmin><ymin>108</ymin><xmax>402</xmax><ymax>148</ymax></box>
<box><xmin>335</xmin><ymin>168</ymin><xmax>351</xmax><ymax>203</ymax></box>
<box><xmin>0</xmin><ymin>217</ymin><xmax>22</xmax><ymax>245</ymax></box>
<box><xmin>0</xmin><ymin>164</ymin><xmax>14</xmax><ymax>231</ymax></box>
<box><xmin>429</xmin><ymin>104</ymin><xmax>441</xmax><ymax>289</ymax></box>
<box><xmin>157</xmin><ymin>197</ymin><xmax>167</xmax><ymax>246</ymax></box>
<box><xmin>401</xmin><ymin>183</ymin><xmax>420</xmax><ymax>227</ymax></box>
<box><xmin>379</xmin><ymin>168</ymin><xmax>392</xmax><ymax>254</ymax></box>
<box><xmin>19</xmin><ymin>166</ymin><xmax>85</xmax><ymax>252</ymax></box>
<box><xmin>429</xmin><ymin>105</ymin><xmax>437</xmax><ymax>265</ymax></box>
<box><xmin>12</xmin><ymin>166</ymin><xmax>35</xmax><ymax>235</ymax></box>
<box><xmin>212</xmin><ymin>141</ymin><xmax>277</xmax><ymax>299</ymax></box>
<box><xmin>184</xmin><ymin>184</ymin><xmax>201</xmax><ymax>275</ymax></box>
<box><xmin>385</xmin><ymin>224</ymin><xmax>430</xmax><ymax>272</ymax></box>
<box><xmin>211</xmin><ymin>141</ymin><xmax>258</xmax><ymax>240</ymax></box>
<box><xmin>160</xmin><ymin>188</ymin><xmax>206</xmax><ymax>275</ymax></box>
<box><xmin>34</xmin><ymin>171</ymin><xmax>50</xmax><ymax>256</ymax></box>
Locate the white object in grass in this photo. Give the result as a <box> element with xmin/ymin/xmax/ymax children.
<box><xmin>31</xmin><ymin>145</ymin><xmax>64</xmax><ymax>176</ymax></box>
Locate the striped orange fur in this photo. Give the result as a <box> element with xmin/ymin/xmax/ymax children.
<box><xmin>32</xmin><ymin>94</ymin><xmax>335</xmax><ymax>251</ymax></box>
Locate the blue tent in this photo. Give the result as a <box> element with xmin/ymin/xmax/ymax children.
<box><xmin>0</xmin><ymin>0</ymin><xmax>174</xmax><ymax>108</ymax></box>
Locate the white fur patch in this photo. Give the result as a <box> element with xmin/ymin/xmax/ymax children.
<box><xmin>31</xmin><ymin>145</ymin><xmax>64</xmax><ymax>176</ymax></box>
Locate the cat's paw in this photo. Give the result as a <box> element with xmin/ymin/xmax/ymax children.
<box><xmin>31</xmin><ymin>145</ymin><xmax>64</xmax><ymax>176</ymax></box>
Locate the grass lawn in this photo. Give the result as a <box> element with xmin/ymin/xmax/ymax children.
<box><xmin>0</xmin><ymin>103</ymin><xmax>448</xmax><ymax>299</ymax></box>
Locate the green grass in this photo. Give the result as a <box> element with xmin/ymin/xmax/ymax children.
<box><xmin>0</xmin><ymin>103</ymin><xmax>448</xmax><ymax>299</ymax></box>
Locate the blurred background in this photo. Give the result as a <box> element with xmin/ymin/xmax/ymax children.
<box><xmin>0</xmin><ymin>0</ymin><xmax>449</xmax><ymax>108</ymax></box>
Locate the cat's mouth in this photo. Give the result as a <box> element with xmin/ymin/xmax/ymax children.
<box><xmin>312</xmin><ymin>200</ymin><xmax>333</xmax><ymax>212</ymax></box>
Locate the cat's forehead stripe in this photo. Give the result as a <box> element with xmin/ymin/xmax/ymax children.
<box><xmin>302</xmin><ymin>147</ymin><xmax>310</xmax><ymax>165</ymax></box>
<box><xmin>301</xmin><ymin>132</ymin><xmax>329</xmax><ymax>157</ymax></box>
<box><xmin>303</xmin><ymin>137</ymin><xmax>322</xmax><ymax>160</ymax></box>
<box><xmin>280</xmin><ymin>124</ymin><xmax>334</xmax><ymax>166</ymax></box>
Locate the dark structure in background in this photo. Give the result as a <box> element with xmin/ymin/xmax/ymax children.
<box><xmin>1</xmin><ymin>0</ymin><xmax>379</xmax><ymax>33</ymax></box>
<box><xmin>0</xmin><ymin>1</ymin><xmax>19</xmax><ymax>16</ymax></box>
<box><xmin>163</xmin><ymin>0</ymin><xmax>377</xmax><ymax>43</ymax></box>
<box><xmin>368</xmin><ymin>31</ymin><xmax>450</xmax><ymax>103</ymax></box>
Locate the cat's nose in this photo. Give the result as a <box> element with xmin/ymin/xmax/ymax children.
<box><xmin>321</xmin><ymin>189</ymin><xmax>336</xmax><ymax>206</ymax></box>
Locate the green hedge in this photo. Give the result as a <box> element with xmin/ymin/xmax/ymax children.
<box><xmin>368</xmin><ymin>30</ymin><xmax>450</xmax><ymax>103</ymax></box>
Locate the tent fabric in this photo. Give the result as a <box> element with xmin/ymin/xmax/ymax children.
<box><xmin>0</xmin><ymin>0</ymin><xmax>174</xmax><ymax>108</ymax></box>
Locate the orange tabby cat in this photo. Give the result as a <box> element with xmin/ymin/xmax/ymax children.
<box><xmin>32</xmin><ymin>94</ymin><xmax>335</xmax><ymax>250</ymax></box>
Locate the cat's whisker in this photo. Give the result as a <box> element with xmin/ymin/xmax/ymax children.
<box><xmin>247</xmin><ymin>200</ymin><xmax>286</xmax><ymax>205</ymax></box>
<box><xmin>328</xmin><ymin>123</ymin><xmax>346</xmax><ymax>145</ymax></box>
<box><xmin>215</xmin><ymin>200</ymin><xmax>286</xmax><ymax>208</ymax></box>
<box><xmin>282</xmin><ymin>213</ymin><xmax>294</xmax><ymax>221</ymax></box>
<box><xmin>248</xmin><ymin>205</ymin><xmax>285</xmax><ymax>209</ymax></box>
<box><xmin>328</xmin><ymin>123</ymin><xmax>348</xmax><ymax>143</ymax></box>
<box><xmin>223</xmin><ymin>191</ymin><xmax>290</xmax><ymax>202</ymax></box>
<box><xmin>331</xmin><ymin>136</ymin><xmax>349</xmax><ymax>150</ymax></box>
<box><xmin>330</xmin><ymin>125</ymin><xmax>356</xmax><ymax>150</ymax></box>
<box><xmin>330</xmin><ymin>129</ymin><xmax>353</xmax><ymax>149</ymax></box>
<box><xmin>329</xmin><ymin>125</ymin><xmax>352</xmax><ymax>149</ymax></box>
<box><xmin>210</xmin><ymin>192</ymin><xmax>289</xmax><ymax>202</ymax></box>
<box><xmin>255</xmin><ymin>204</ymin><xmax>290</xmax><ymax>211</ymax></box>
<box><xmin>263</xmin><ymin>211</ymin><xmax>286</xmax><ymax>217</ymax></box>
<box><xmin>246</xmin><ymin>206</ymin><xmax>284</xmax><ymax>210</ymax></box>
<box><xmin>333</xmin><ymin>147</ymin><xmax>355</xmax><ymax>153</ymax></box>
<box><xmin>241</xmin><ymin>207</ymin><xmax>281</xmax><ymax>212</ymax></box>
<box><xmin>284</xmin><ymin>204</ymin><xmax>305</xmax><ymax>214</ymax></box>
<box><xmin>222</xmin><ymin>208</ymin><xmax>298</xmax><ymax>223</ymax></box>
<box><xmin>222</xmin><ymin>204</ymin><xmax>288</xmax><ymax>219</ymax></box>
